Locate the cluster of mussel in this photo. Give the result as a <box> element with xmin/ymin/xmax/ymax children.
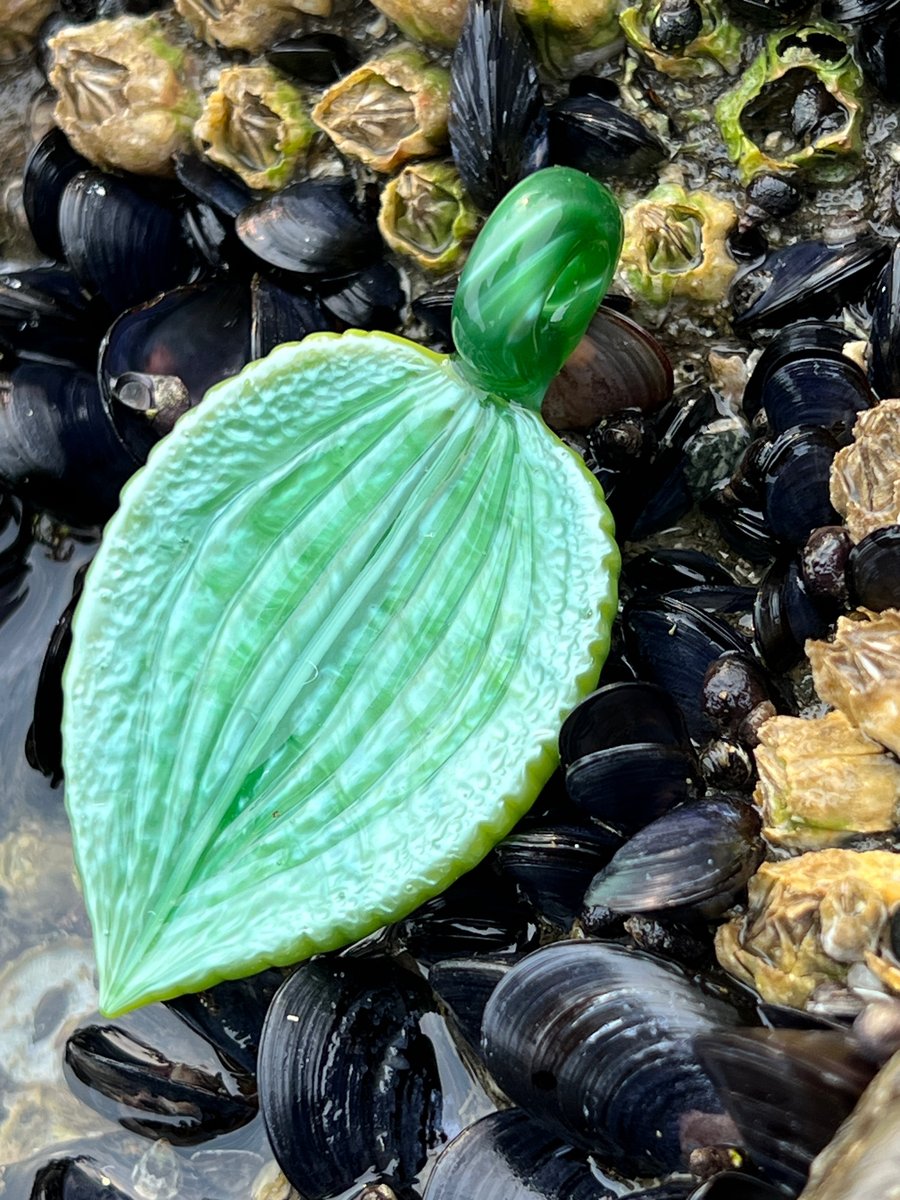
<box><xmin>3</xmin><ymin>0</ymin><xmax>900</xmax><ymax>1195</ymax></box>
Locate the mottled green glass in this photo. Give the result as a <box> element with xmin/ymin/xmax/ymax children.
<box><xmin>62</xmin><ymin>167</ymin><xmax>623</xmax><ymax>1015</ymax></box>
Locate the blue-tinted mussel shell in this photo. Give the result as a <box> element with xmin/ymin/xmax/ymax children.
<box><xmin>762</xmin><ymin>427</ymin><xmax>841</xmax><ymax>546</ymax></box>
<box><xmin>481</xmin><ymin>941</ymin><xmax>740</xmax><ymax>1172</ymax></box>
<box><xmin>258</xmin><ymin>957</ymin><xmax>442</xmax><ymax>1199</ymax></box>
<box><xmin>754</xmin><ymin>552</ymin><xmax>836</xmax><ymax>673</ymax></box>
<box><xmin>428</xmin><ymin>957</ymin><xmax>512</xmax><ymax>1051</ymax></box>
<box><xmin>741</xmin><ymin>321</ymin><xmax>851</xmax><ymax>421</ymax></box>
<box><xmin>58</xmin><ymin>170</ymin><xmax>200</xmax><ymax>314</ymax></box>
<box><xmin>22</xmin><ymin>127</ymin><xmax>90</xmax><ymax>260</ymax></box>
<box><xmin>30</xmin><ymin>1157</ymin><xmax>135</xmax><ymax>1199</ymax></box>
<box><xmin>173</xmin><ymin>152</ymin><xmax>252</xmax><ymax>220</ymax></box>
<box><xmin>449</xmin><ymin>0</ymin><xmax>549</xmax><ymax>213</ymax></box>
<box><xmin>583</xmin><ymin>794</ymin><xmax>764</xmax><ymax>918</ymax></box>
<box><xmin>695</xmin><ymin>1028</ymin><xmax>875</xmax><ymax>1193</ymax></box>
<box><xmin>236</xmin><ymin>180</ymin><xmax>380</xmax><ymax>278</ymax></box>
<box><xmin>847</xmin><ymin>525</ymin><xmax>900</xmax><ymax>611</ymax></box>
<box><xmin>732</xmin><ymin>236</ymin><xmax>890</xmax><ymax>331</ymax></box>
<box><xmin>625</xmin><ymin>547</ymin><xmax>736</xmax><ymax>593</ymax></box>
<box><xmin>64</xmin><ymin>1023</ymin><xmax>257</xmax><ymax>1144</ymax></box>
<box><xmin>0</xmin><ymin>266</ymin><xmax>107</xmax><ymax>370</ymax></box>
<box><xmin>549</xmin><ymin>96</ymin><xmax>666</xmax><ymax>180</ymax></box>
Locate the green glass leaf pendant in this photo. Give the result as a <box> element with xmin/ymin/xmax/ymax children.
<box><xmin>62</xmin><ymin>167</ymin><xmax>623</xmax><ymax>1015</ymax></box>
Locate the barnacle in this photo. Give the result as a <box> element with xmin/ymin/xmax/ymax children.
<box><xmin>377</xmin><ymin>160</ymin><xmax>480</xmax><ymax>271</ymax></box>
<box><xmin>174</xmin><ymin>0</ymin><xmax>331</xmax><ymax>54</ymax></box>
<box><xmin>620</xmin><ymin>0</ymin><xmax>742</xmax><ymax>78</ymax></box>
<box><xmin>831</xmin><ymin>399</ymin><xmax>900</xmax><ymax>542</ymax></box>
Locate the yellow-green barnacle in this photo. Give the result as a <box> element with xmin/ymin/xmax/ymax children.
<box><xmin>367</xmin><ymin>0</ymin><xmax>469</xmax><ymax>50</ymax></box>
<box><xmin>0</xmin><ymin>0</ymin><xmax>56</xmax><ymax>60</ymax></box>
<box><xmin>715</xmin><ymin>850</ymin><xmax>900</xmax><ymax>1008</ymax></box>
<box><xmin>753</xmin><ymin>711</ymin><xmax>900</xmax><ymax>851</ymax></box>
<box><xmin>377</xmin><ymin>160</ymin><xmax>480</xmax><ymax>272</ymax></box>
<box><xmin>312</xmin><ymin>48</ymin><xmax>449</xmax><ymax>174</ymax></box>
<box><xmin>618</xmin><ymin>183</ymin><xmax>737</xmax><ymax>307</ymax></box>
<box><xmin>715</xmin><ymin>24</ymin><xmax>863</xmax><ymax>185</ymax></box>
<box><xmin>194</xmin><ymin>66</ymin><xmax>315</xmax><ymax>192</ymax></box>
<box><xmin>48</xmin><ymin>17</ymin><xmax>200</xmax><ymax>178</ymax></box>
<box><xmin>509</xmin><ymin>0</ymin><xmax>622</xmax><ymax>75</ymax></box>
<box><xmin>620</xmin><ymin>0</ymin><xmax>742</xmax><ymax>79</ymax></box>
<box><xmin>174</xmin><ymin>0</ymin><xmax>331</xmax><ymax>54</ymax></box>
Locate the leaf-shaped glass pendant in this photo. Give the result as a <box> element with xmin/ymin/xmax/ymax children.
<box><xmin>63</xmin><ymin>167</ymin><xmax>622</xmax><ymax>1015</ymax></box>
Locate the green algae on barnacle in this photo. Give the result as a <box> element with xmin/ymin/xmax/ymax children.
<box><xmin>377</xmin><ymin>159</ymin><xmax>480</xmax><ymax>271</ymax></box>
<box><xmin>620</xmin><ymin>0</ymin><xmax>742</xmax><ymax>79</ymax></box>
<box><xmin>618</xmin><ymin>182</ymin><xmax>737</xmax><ymax>307</ymax></box>
<box><xmin>715</xmin><ymin>24</ymin><xmax>864</xmax><ymax>184</ymax></box>
<box><xmin>194</xmin><ymin>65</ymin><xmax>316</xmax><ymax>192</ymax></box>
<box><xmin>753</xmin><ymin>711</ymin><xmax>900</xmax><ymax>851</ymax></box>
<box><xmin>60</xmin><ymin>168</ymin><xmax>622</xmax><ymax>1015</ymax></box>
<box><xmin>174</xmin><ymin>0</ymin><xmax>331</xmax><ymax>54</ymax></box>
<box><xmin>312</xmin><ymin>47</ymin><xmax>449</xmax><ymax>174</ymax></box>
<box><xmin>48</xmin><ymin>15</ymin><xmax>200</xmax><ymax>178</ymax></box>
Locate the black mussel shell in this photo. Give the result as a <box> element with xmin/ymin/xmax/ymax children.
<box><xmin>164</xmin><ymin>967</ymin><xmax>285</xmax><ymax>1076</ymax></box>
<box><xmin>250</xmin><ymin>274</ymin><xmax>331</xmax><ymax>360</ymax></box>
<box><xmin>560</xmin><ymin>680</ymin><xmax>691</xmax><ymax>765</ymax></box>
<box><xmin>847</xmin><ymin>525</ymin><xmax>900</xmax><ymax>611</ymax></box>
<box><xmin>695</xmin><ymin>1028</ymin><xmax>875</xmax><ymax>1192</ymax></box>
<box><xmin>64</xmin><ymin>1023</ymin><xmax>257</xmax><ymax>1144</ymax></box>
<box><xmin>23</xmin><ymin>128</ymin><xmax>91</xmax><ymax>260</ymax></box>
<box><xmin>721</xmin><ymin>0</ymin><xmax>812</xmax><ymax>24</ymax></box>
<box><xmin>59</xmin><ymin>171</ymin><xmax>200</xmax><ymax>315</ymax></box>
<box><xmin>569</xmin><ymin>75</ymin><xmax>621</xmax><ymax>101</ymax></box>
<box><xmin>622</xmin><ymin>595</ymin><xmax>749</xmax><ymax>743</ymax></box>
<box><xmin>702</xmin><ymin>485</ymin><xmax>778</xmax><ymax>564</ymax></box>
<box><xmin>25</xmin><ymin>561</ymin><xmax>87</xmax><ymax>782</ymax></box>
<box><xmin>549</xmin><ymin>96</ymin><xmax>666</xmax><ymax>180</ymax></box>
<box><xmin>449</xmin><ymin>0</ymin><xmax>549</xmax><ymax>213</ymax></box>
<box><xmin>258</xmin><ymin>957</ymin><xmax>442</xmax><ymax>1199</ymax></box>
<box><xmin>428</xmin><ymin>956</ymin><xmax>512</xmax><ymax>1050</ymax></box>
<box><xmin>236</xmin><ymin>181</ymin><xmax>379</xmax><ymax>278</ymax></box>
<box><xmin>732</xmin><ymin>237</ymin><xmax>890</xmax><ymax>331</ymax></box>
<box><xmin>754</xmin><ymin>552</ymin><xmax>835</xmax><ymax>673</ymax></box>
<box><xmin>266</xmin><ymin>33</ymin><xmax>359</xmax><ymax>83</ymax></box>
<box><xmin>542</xmin><ymin>306</ymin><xmax>673</xmax><ymax>433</ymax></box>
<box><xmin>0</xmin><ymin>491</ymin><xmax>30</xmax><ymax>630</ymax></box>
<box><xmin>30</xmin><ymin>1157</ymin><xmax>134</xmax><ymax>1199</ymax></box>
<box><xmin>762</xmin><ymin>427</ymin><xmax>842</xmax><ymax>547</ymax></box>
<box><xmin>481</xmin><ymin>941</ymin><xmax>740</xmax><ymax>1172</ymax></box>
<box><xmin>689</xmin><ymin>1174</ymin><xmax>786</xmax><ymax>1199</ymax></box>
<box><xmin>173</xmin><ymin>152</ymin><xmax>252</xmax><ymax>220</ymax></box>
<box><xmin>412</xmin><ymin>286</ymin><xmax>456</xmax><ymax>346</ymax></box>
<box><xmin>0</xmin><ymin>363</ymin><xmax>140</xmax><ymax>526</ymax></box>
<box><xmin>390</xmin><ymin>858</ymin><xmax>534</xmax><ymax>966</ymax></box>
<box><xmin>625</xmin><ymin>548</ymin><xmax>735</xmax><ymax>593</ymax></box>
<box><xmin>857</xmin><ymin>17</ymin><xmax>900</xmax><ymax>101</ymax></box>
<box><xmin>0</xmin><ymin>266</ymin><xmax>107</xmax><ymax>370</ymax></box>
<box><xmin>320</xmin><ymin>261</ymin><xmax>405</xmax><ymax>331</ymax></box>
<box><xmin>422</xmin><ymin>1109</ymin><xmax>616</xmax><ymax>1200</ymax></box>
<box><xmin>100</xmin><ymin>281</ymin><xmax>253</xmax><ymax>456</ymax></box>
<box><xmin>494</xmin><ymin>823</ymin><xmax>619</xmax><ymax>929</ymax></box>
<box><xmin>869</xmin><ymin>240</ymin><xmax>900</xmax><ymax>398</ymax></box>
<box><xmin>758</xmin><ymin>356</ymin><xmax>874</xmax><ymax>437</ymax></box>
<box><xmin>822</xmin><ymin>0</ymin><xmax>900</xmax><ymax>21</ymax></box>
<box><xmin>583</xmin><ymin>795</ymin><xmax>764</xmax><ymax>918</ymax></box>
<box><xmin>741</xmin><ymin>321</ymin><xmax>850</xmax><ymax>421</ymax></box>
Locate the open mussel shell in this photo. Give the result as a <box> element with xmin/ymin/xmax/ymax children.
<box><xmin>30</xmin><ymin>1157</ymin><xmax>135</xmax><ymax>1199</ymax></box>
<box><xmin>847</xmin><ymin>525</ymin><xmax>900</xmax><ymax>611</ymax></box>
<box><xmin>449</xmin><ymin>0</ymin><xmax>549</xmax><ymax>213</ymax></box>
<box><xmin>694</xmin><ymin>1028</ymin><xmax>876</xmax><ymax>1193</ymax></box>
<box><xmin>0</xmin><ymin>363</ymin><xmax>140</xmax><ymax>526</ymax></box>
<box><xmin>59</xmin><ymin>171</ymin><xmax>200</xmax><ymax>315</ymax></box>
<box><xmin>100</xmin><ymin>281</ymin><xmax>253</xmax><ymax>457</ymax></box>
<box><xmin>732</xmin><ymin>237</ymin><xmax>890</xmax><ymax>331</ymax></box>
<box><xmin>542</xmin><ymin>306</ymin><xmax>672</xmax><ymax>432</ymax></box>
<box><xmin>22</xmin><ymin>127</ymin><xmax>90</xmax><ymax>260</ymax></box>
<box><xmin>762</xmin><ymin>427</ymin><xmax>841</xmax><ymax>547</ymax></box>
<box><xmin>583</xmin><ymin>795</ymin><xmax>764</xmax><ymax>918</ymax></box>
<box><xmin>64</xmin><ymin>1023</ymin><xmax>257</xmax><ymax>1144</ymax></box>
<box><xmin>622</xmin><ymin>596</ymin><xmax>749</xmax><ymax>743</ymax></box>
<box><xmin>480</xmin><ymin>941</ymin><xmax>740</xmax><ymax>1172</ymax></box>
<box><xmin>258</xmin><ymin>957</ymin><xmax>442</xmax><ymax>1199</ymax></box>
<box><xmin>236</xmin><ymin>180</ymin><xmax>380</xmax><ymax>278</ymax></box>
<box><xmin>494</xmin><ymin>823</ymin><xmax>619</xmax><ymax>928</ymax></box>
<box><xmin>549</xmin><ymin>96</ymin><xmax>667</xmax><ymax>180</ymax></box>
<box><xmin>422</xmin><ymin>1109</ymin><xmax>617</xmax><ymax>1200</ymax></box>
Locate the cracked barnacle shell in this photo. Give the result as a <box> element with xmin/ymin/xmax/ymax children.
<box><xmin>753</xmin><ymin>711</ymin><xmax>900</xmax><ymax>850</ymax></box>
<box><xmin>174</xmin><ymin>0</ymin><xmax>331</xmax><ymax>54</ymax></box>
<box><xmin>618</xmin><ymin>183</ymin><xmax>737</xmax><ymax>307</ymax></box>
<box><xmin>831</xmin><ymin>400</ymin><xmax>900</xmax><ymax>543</ymax></box>
<box><xmin>715</xmin><ymin>25</ymin><xmax>864</xmax><ymax>184</ymax></box>
<box><xmin>194</xmin><ymin>66</ymin><xmax>315</xmax><ymax>192</ymax></box>
<box><xmin>715</xmin><ymin>850</ymin><xmax>900</xmax><ymax>1008</ymax></box>
<box><xmin>378</xmin><ymin>160</ymin><xmax>479</xmax><ymax>272</ymax></box>
<box><xmin>807</xmin><ymin>610</ymin><xmax>900</xmax><ymax>758</ymax></box>
<box><xmin>312</xmin><ymin>48</ymin><xmax>449</xmax><ymax>174</ymax></box>
<box><xmin>510</xmin><ymin>0</ymin><xmax>622</xmax><ymax>74</ymax></box>
<box><xmin>369</xmin><ymin>0</ymin><xmax>469</xmax><ymax>49</ymax></box>
<box><xmin>48</xmin><ymin>16</ymin><xmax>200</xmax><ymax>178</ymax></box>
<box><xmin>620</xmin><ymin>0</ymin><xmax>743</xmax><ymax>79</ymax></box>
